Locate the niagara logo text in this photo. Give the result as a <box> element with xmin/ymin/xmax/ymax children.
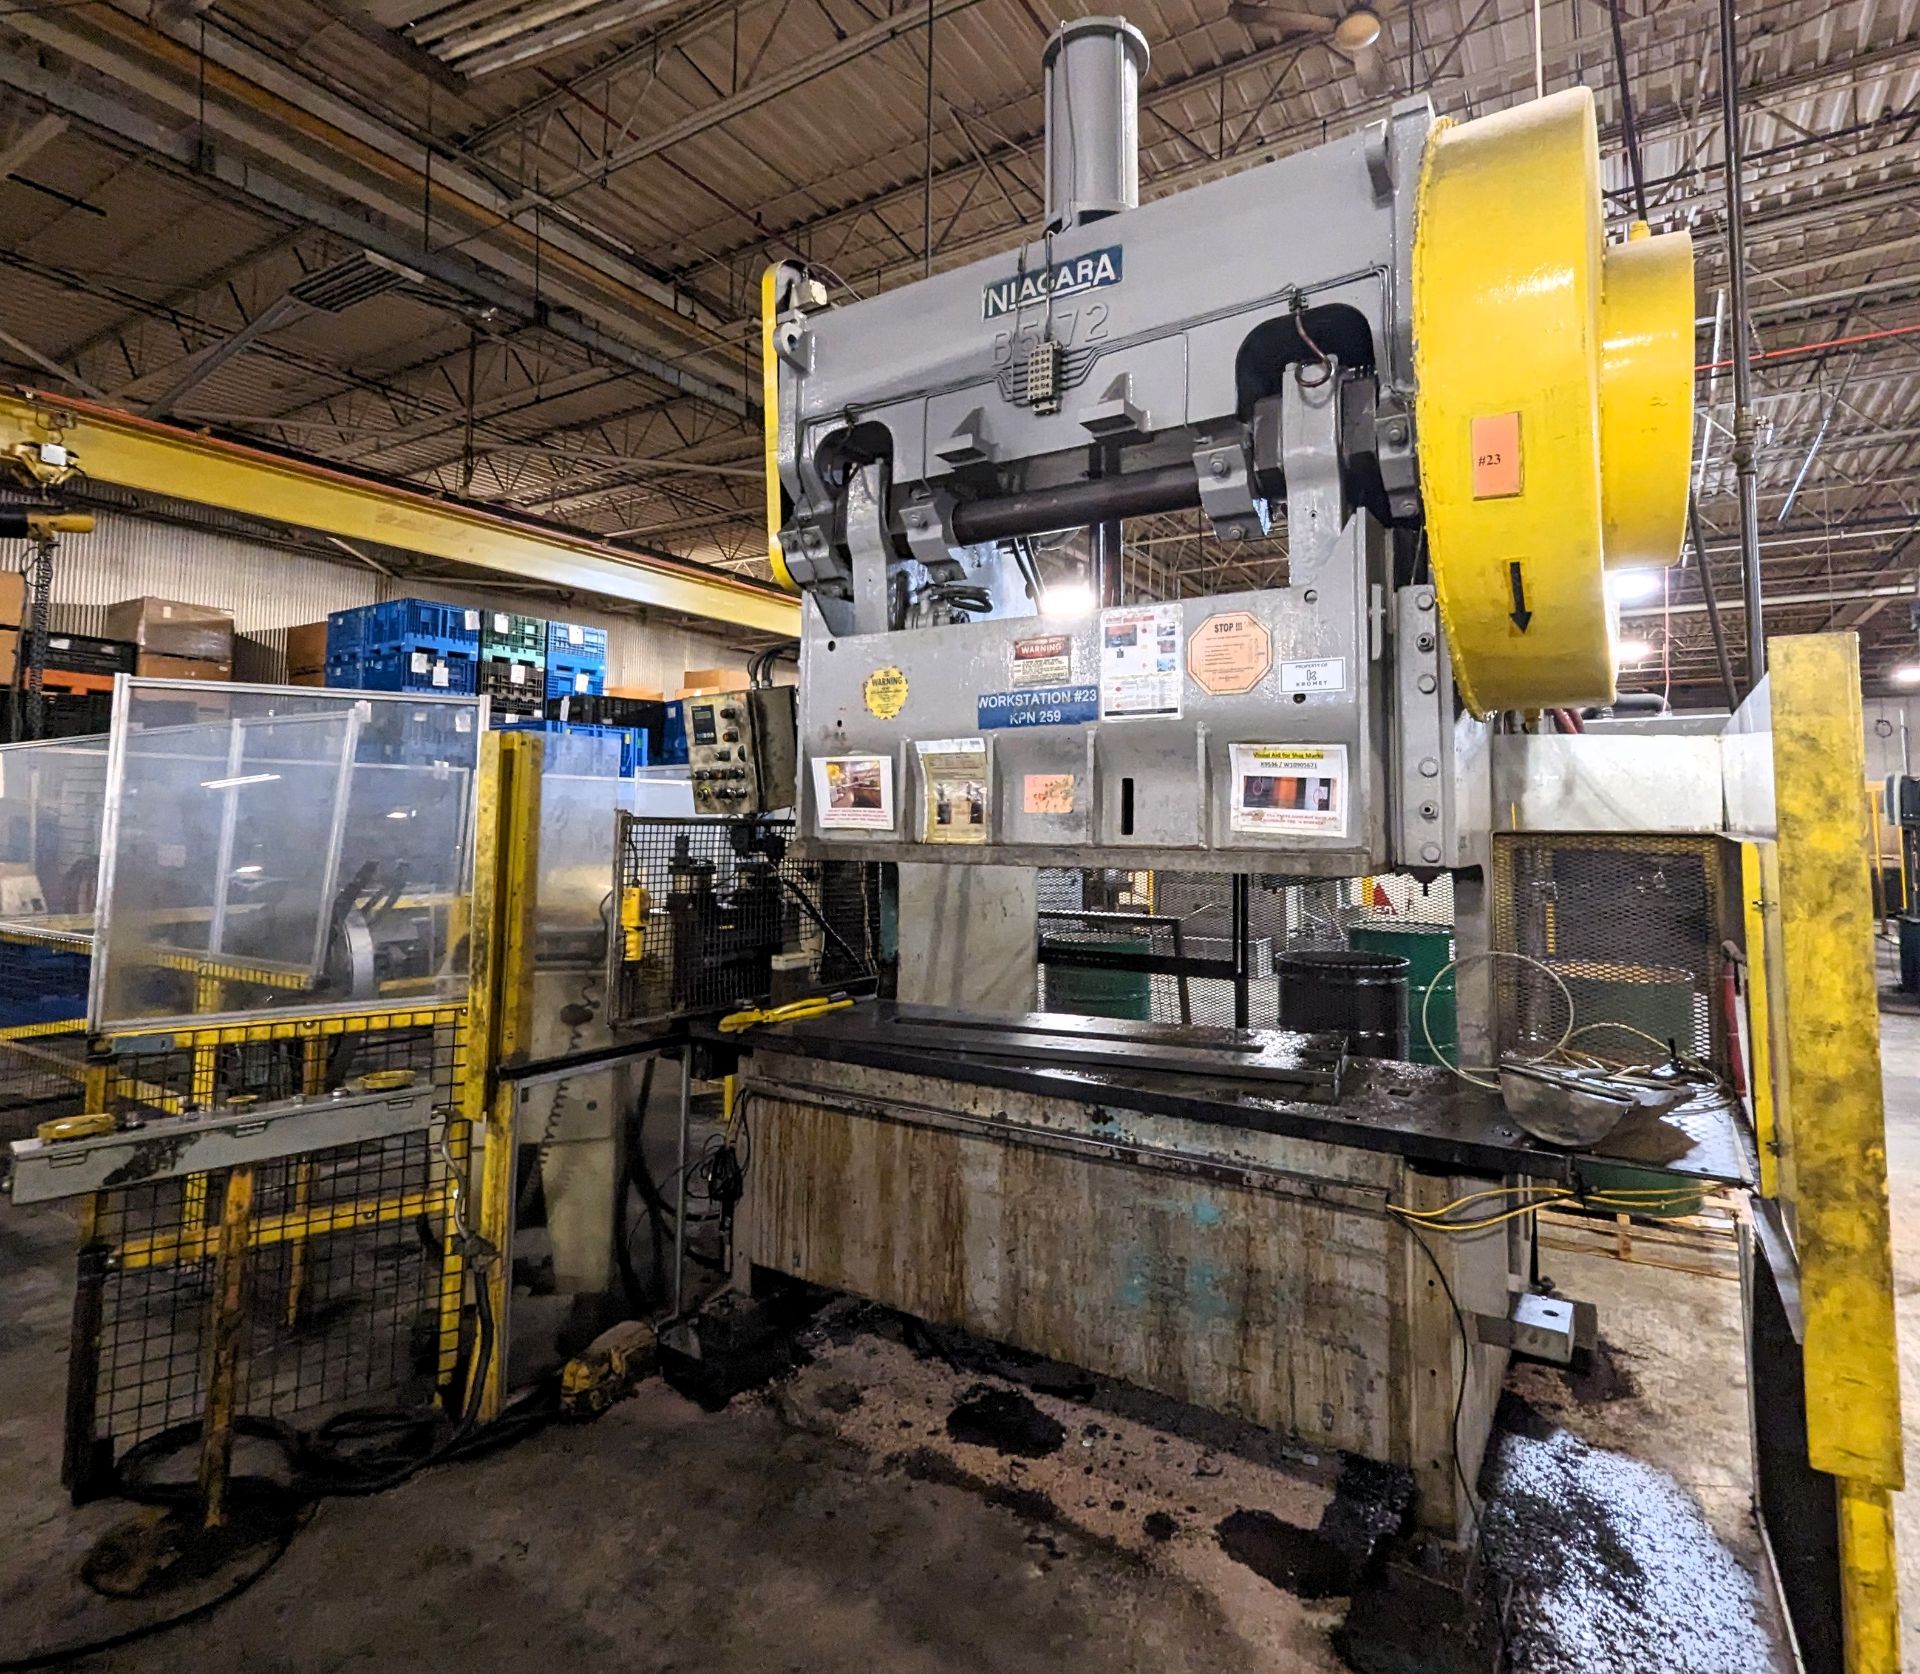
<box><xmin>982</xmin><ymin>247</ymin><xmax>1124</xmax><ymax>320</ymax></box>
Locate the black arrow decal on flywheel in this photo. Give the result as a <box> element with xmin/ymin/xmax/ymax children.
<box><xmin>1508</xmin><ymin>562</ymin><xmax>1533</xmax><ymax>632</ymax></box>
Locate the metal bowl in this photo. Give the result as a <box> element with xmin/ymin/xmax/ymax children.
<box><xmin>1498</xmin><ymin>1061</ymin><xmax>1638</xmax><ymax>1148</ymax></box>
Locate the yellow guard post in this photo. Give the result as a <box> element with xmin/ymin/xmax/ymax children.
<box><xmin>1771</xmin><ymin>634</ymin><xmax>1904</xmax><ymax>1670</ymax></box>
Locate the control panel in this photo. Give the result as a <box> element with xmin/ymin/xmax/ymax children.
<box><xmin>687</xmin><ymin>686</ymin><xmax>798</xmax><ymax>815</ymax></box>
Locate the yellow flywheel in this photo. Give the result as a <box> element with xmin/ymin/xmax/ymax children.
<box><xmin>1413</xmin><ymin>87</ymin><xmax>1695</xmax><ymax>717</ymax></box>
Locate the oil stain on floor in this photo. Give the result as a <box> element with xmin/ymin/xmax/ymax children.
<box><xmin>771</xmin><ymin>1300</ymin><xmax>1784</xmax><ymax>1672</ymax></box>
<box><xmin>1216</xmin><ymin>1457</ymin><xmax>1413</xmax><ymax>1602</ymax></box>
<box><xmin>945</xmin><ymin>1384</ymin><xmax>1068</xmax><ymax>1458</ymax></box>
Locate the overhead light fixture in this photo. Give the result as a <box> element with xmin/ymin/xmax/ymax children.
<box><xmin>1615</xmin><ymin>639</ymin><xmax>1653</xmax><ymax>665</ymax></box>
<box><xmin>1893</xmin><ymin>665</ymin><xmax>1920</xmax><ymax>687</ymax></box>
<box><xmin>233</xmin><ymin>864</ymin><xmax>262</xmax><ymax>876</ymax></box>
<box><xmin>1608</xmin><ymin>570</ymin><xmax>1664</xmax><ymax>605</ymax></box>
<box><xmin>201</xmin><ymin>772</ymin><xmax>281</xmax><ymax>790</ymax></box>
<box><xmin>1039</xmin><ymin>580</ymin><xmax>1095</xmax><ymax>620</ymax></box>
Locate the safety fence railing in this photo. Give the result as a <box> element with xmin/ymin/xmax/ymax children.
<box><xmin>30</xmin><ymin>1005</ymin><xmax>474</xmax><ymax>1506</ymax></box>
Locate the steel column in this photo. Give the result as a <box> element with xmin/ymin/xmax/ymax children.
<box><xmin>1718</xmin><ymin>0</ymin><xmax>1765</xmax><ymax>690</ymax></box>
<box><xmin>464</xmin><ymin>731</ymin><xmax>544</xmax><ymax>1421</ymax></box>
<box><xmin>672</xmin><ymin>1050</ymin><xmax>693</xmax><ymax>1317</ymax></box>
<box><xmin>1231</xmin><ymin>874</ymin><xmax>1251</xmax><ymax>1030</ymax></box>
<box><xmin>196</xmin><ymin>1166</ymin><xmax>256</xmax><ymax>1530</ymax></box>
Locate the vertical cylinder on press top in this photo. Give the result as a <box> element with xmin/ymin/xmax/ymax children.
<box><xmin>1042</xmin><ymin>17</ymin><xmax>1150</xmax><ymax>235</ymax></box>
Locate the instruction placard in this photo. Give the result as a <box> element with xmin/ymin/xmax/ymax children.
<box><xmin>916</xmin><ymin>737</ymin><xmax>989</xmax><ymax>845</ymax></box>
<box><xmin>813</xmin><ymin>754</ymin><xmax>895</xmax><ymax>831</ymax></box>
<box><xmin>1229</xmin><ymin>743</ymin><xmax>1348</xmax><ymax>837</ymax></box>
<box><xmin>1188</xmin><ymin>610</ymin><xmax>1272</xmax><ymax>695</ymax></box>
<box><xmin>1012</xmin><ymin>633</ymin><xmax>1073</xmax><ymax>689</ymax></box>
<box><xmin>1100</xmin><ymin>604</ymin><xmax>1182</xmax><ymax>720</ymax></box>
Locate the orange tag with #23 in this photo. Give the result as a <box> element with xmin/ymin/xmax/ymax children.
<box><xmin>1471</xmin><ymin>411</ymin><xmax>1523</xmax><ymax>499</ymax></box>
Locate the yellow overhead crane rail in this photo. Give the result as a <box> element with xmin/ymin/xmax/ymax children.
<box><xmin>0</xmin><ymin>388</ymin><xmax>800</xmax><ymax>639</ymax></box>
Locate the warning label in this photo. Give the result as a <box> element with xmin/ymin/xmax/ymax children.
<box><xmin>863</xmin><ymin>666</ymin><xmax>909</xmax><ymax>719</ymax></box>
<box><xmin>1012</xmin><ymin>633</ymin><xmax>1073</xmax><ymax>689</ymax></box>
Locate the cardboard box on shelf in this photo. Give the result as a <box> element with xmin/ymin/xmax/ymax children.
<box><xmin>135</xmin><ymin>653</ymin><xmax>231</xmax><ymax>683</ymax></box>
<box><xmin>289</xmin><ymin>669</ymin><xmax>326</xmax><ymax>687</ymax></box>
<box><xmin>0</xmin><ymin>628</ymin><xmax>15</xmax><ymax>685</ymax></box>
<box><xmin>105</xmin><ymin>597</ymin><xmax>235</xmax><ymax>664</ymax></box>
<box><xmin>0</xmin><ymin>572</ymin><xmax>22</xmax><ymax>629</ymax></box>
<box><xmin>607</xmin><ymin>686</ymin><xmax>664</xmax><ymax>701</ymax></box>
<box><xmin>285</xmin><ymin>620</ymin><xmax>330</xmax><ymax>677</ymax></box>
<box><xmin>682</xmin><ymin>667</ymin><xmax>749</xmax><ymax>693</ymax></box>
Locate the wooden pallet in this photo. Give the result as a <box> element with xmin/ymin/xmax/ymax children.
<box><xmin>1537</xmin><ymin>1192</ymin><xmax>1745</xmax><ymax>1281</ymax></box>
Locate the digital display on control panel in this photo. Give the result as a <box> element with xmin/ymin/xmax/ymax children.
<box><xmin>690</xmin><ymin>703</ymin><xmax>719</xmax><ymax>746</ymax></box>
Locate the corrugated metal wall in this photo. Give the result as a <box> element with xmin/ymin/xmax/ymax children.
<box><xmin>2</xmin><ymin>501</ymin><xmax>756</xmax><ymax>688</ymax></box>
<box><xmin>19</xmin><ymin>504</ymin><xmax>385</xmax><ymax>680</ymax></box>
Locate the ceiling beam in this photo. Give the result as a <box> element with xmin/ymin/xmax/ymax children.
<box><xmin>303</xmin><ymin>0</ymin><xmax>468</xmax><ymax>93</ymax></box>
<box><xmin>490</xmin><ymin>0</ymin><xmax>992</xmax><ymax>210</ymax></box>
<box><xmin>6</xmin><ymin>5</ymin><xmax>753</xmax><ymax>404</ymax></box>
<box><xmin>674</xmin><ymin>0</ymin><xmax>1920</xmax><ymax>305</ymax></box>
<box><xmin>0</xmin><ymin>48</ymin><xmax>756</xmax><ymax>420</ymax></box>
<box><xmin>0</xmin><ymin>321</ymin><xmax>105</xmax><ymax>400</ymax></box>
<box><xmin>0</xmin><ymin>111</ymin><xmax>68</xmax><ymax>177</ymax></box>
<box><xmin>450</xmin><ymin>0</ymin><xmax>753</xmax><ymax>152</ymax></box>
<box><xmin>88</xmin><ymin>0</ymin><xmax>734</xmax><ymax>336</ymax></box>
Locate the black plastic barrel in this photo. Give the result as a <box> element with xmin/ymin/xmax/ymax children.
<box><xmin>1902</xmin><ymin>916</ymin><xmax>1920</xmax><ymax>996</ymax></box>
<box><xmin>1277</xmin><ymin>948</ymin><xmax>1411</xmax><ymax>1060</ymax></box>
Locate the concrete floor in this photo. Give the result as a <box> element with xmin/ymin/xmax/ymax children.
<box><xmin>16</xmin><ymin>1007</ymin><xmax>1920</xmax><ymax>1669</ymax></box>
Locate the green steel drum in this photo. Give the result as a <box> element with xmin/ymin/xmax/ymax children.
<box><xmin>1349</xmin><ymin>920</ymin><xmax>1456</xmax><ymax>1065</ymax></box>
<box><xmin>1553</xmin><ymin>960</ymin><xmax>1702</xmax><ymax>1218</ymax></box>
<box><xmin>1576</xmin><ymin>1162</ymin><xmax>1704</xmax><ymax>1220</ymax></box>
<box><xmin>1552</xmin><ymin>959</ymin><xmax>1697</xmax><ymax>1061</ymax></box>
<box><xmin>1045</xmin><ymin>935</ymin><xmax>1153</xmax><ymax>1022</ymax></box>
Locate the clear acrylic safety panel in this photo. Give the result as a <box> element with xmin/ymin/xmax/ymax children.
<box><xmin>91</xmin><ymin>681</ymin><xmax>481</xmax><ymax>1030</ymax></box>
<box><xmin>0</xmin><ymin>733</ymin><xmax>111</xmax><ymax>934</ymax></box>
<box><xmin>520</xmin><ymin>729</ymin><xmax>649</xmax><ymax>1064</ymax></box>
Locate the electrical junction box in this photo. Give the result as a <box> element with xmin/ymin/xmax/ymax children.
<box><xmin>1475</xmin><ymin>1291</ymin><xmax>1597</xmax><ymax>1367</ymax></box>
<box><xmin>687</xmin><ymin>686</ymin><xmax>798</xmax><ymax>815</ymax></box>
<box><xmin>1509</xmin><ymin>1293</ymin><xmax>1578</xmax><ymax>1364</ymax></box>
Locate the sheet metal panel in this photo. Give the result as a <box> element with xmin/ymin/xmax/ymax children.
<box><xmin>1492</xmin><ymin>732</ymin><xmax>1726</xmax><ymax>833</ymax></box>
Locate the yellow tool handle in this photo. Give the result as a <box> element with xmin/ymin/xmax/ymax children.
<box><xmin>716</xmin><ymin>995</ymin><xmax>854</xmax><ymax>1034</ymax></box>
<box><xmin>36</xmin><ymin>1112</ymin><xmax>115</xmax><ymax>1143</ymax></box>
